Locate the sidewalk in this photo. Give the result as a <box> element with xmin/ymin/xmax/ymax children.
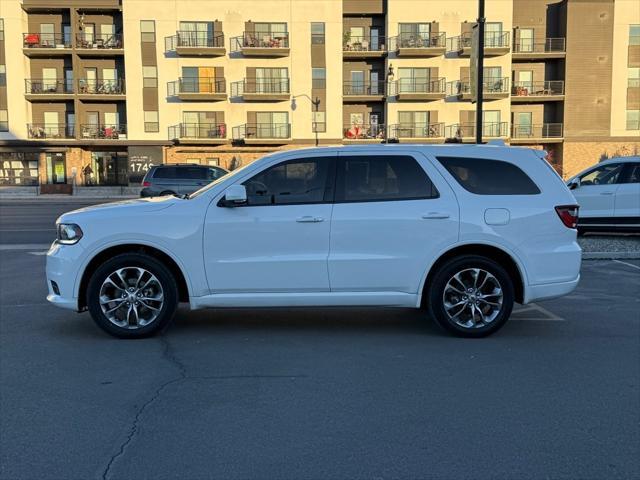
<box><xmin>0</xmin><ymin>186</ymin><xmax>140</xmax><ymax>200</ymax></box>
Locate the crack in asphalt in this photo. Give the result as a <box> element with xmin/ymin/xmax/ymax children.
<box><xmin>100</xmin><ymin>335</ymin><xmax>307</xmax><ymax>480</ymax></box>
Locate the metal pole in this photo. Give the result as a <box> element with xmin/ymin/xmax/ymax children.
<box><xmin>475</xmin><ymin>0</ymin><xmax>485</xmax><ymax>144</ymax></box>
<box><xmin>313</xmin><ymin>96</ymin><xmax>320</xmax><ymax>147</ymax></box>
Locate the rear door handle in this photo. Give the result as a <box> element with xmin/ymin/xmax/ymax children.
<box><xmin>296</xmin><ymin>216</ymin><xmax>324</xmax><ymax>223</ymax></box>
<box><xmin>422</xmin><ymin>212</ymin><xmax>450</xmax><ymax>219</ymax></box>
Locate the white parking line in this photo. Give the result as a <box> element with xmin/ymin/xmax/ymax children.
<box><xmin>511</xmin><ymin>303</ymin><xmax>565</xmax><ymax>321</ymax></box>
<box><xmin>613</xmin><ymin>259</ymin><xmax>640</xmax><ymax>271</ymax></box>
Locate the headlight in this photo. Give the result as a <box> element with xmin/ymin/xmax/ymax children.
<box><xmin>57</xmin><ymin>223</ymin><xmax>83</xmax><ymax>245</ymax></box>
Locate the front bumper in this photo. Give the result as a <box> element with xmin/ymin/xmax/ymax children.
<box><xmin>45</xmin><ymin>241</ymin><xmax>85</xmax><ymax>311</ymax></box>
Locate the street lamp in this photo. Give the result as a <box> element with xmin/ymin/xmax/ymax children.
<box><xmin>292</xmin><ymin>94</ymin><xmax>321</xmax><ymax>147</ymax></box>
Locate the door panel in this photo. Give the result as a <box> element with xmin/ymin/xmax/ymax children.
<box><xmin>572</xmin><ymin>163</ymin><xmax>625</xmax><ymax>219</ymax></box>
<box><xmin>614</xmin><ymin>163</ymin><xmax>640</xmax><ymax>219</ymax></box>
<box><xmin>328</xmin><ymin>151</ymin><xmax>459</xmax><ymax>293</ymax></box>
<box><xmin>203</xmin><ymin>155</ymin><xmax>335</xmax><ymax>293</ymax></box>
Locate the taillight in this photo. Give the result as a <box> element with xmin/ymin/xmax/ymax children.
<box><xmin>555</xmin><ymin>205</ymin><xmax>579</xmax><ymax>229</ymax></box>
<box><xmin>142</xmin><ymin>181</ymin><xmax>151</xmax><ymax>187</ymax></box>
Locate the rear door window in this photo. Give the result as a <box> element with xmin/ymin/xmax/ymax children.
<box><xmin>335</xmin><ymin>155</ymin><xmax>438</xmax><ymax>202</ymax></box>
<box><xmin>436</xmin><ymin>156</ymin><xmax>540</xmax><ymax>195</ymax></box>
<box><xmin>179</xmin><ymin>167</ymin><xmax>208</xmax><ymax>180</ymax></box>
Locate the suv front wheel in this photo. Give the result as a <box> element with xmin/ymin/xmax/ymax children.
<box><xmin>86</xmin><ymin>253</ymin><xmax>179</xmax><ymax>338</ymax></box>
<box><xmin>426</xmin><ymin>255</ymin><xmax>515</xmax><ymax>338</ymax></box>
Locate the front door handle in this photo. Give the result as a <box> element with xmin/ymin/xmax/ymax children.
<box><xmin>422</xmin><ymin>212</ymin><xmax>450</xmax><ymax>220</ymax></box>
<box><xmin>599</xmin><ymin>191</ymin><xmax>614</xmax><ymax>195</ymax></box>
<box><xmin>296</xmin><ymin>216</ymin><xmax>324</xmax><ymax>223</ymax></box>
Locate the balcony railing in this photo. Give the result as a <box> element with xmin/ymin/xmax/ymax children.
<box><xmin>446</xmin><ymin>122</ymin><xmax>509</xmax><ymax>139</ymax></box>
<box><xmin>343</xmin><ymin>35</ymin><xmax>387</xmax><ymax>52</ymax></box>
<box><xmin>457</xmin><ymin>77</ymin><xmax>510</xmax><ymax>95</ymax></box>
<box><xmin>343</xmin><ymin>81</ymin><xmax>386</xmax><ymax>96</ymax></box>
<box><xmin>344</xmin><ymin>123</ymin><xmax>386</xmax><ymax>140</ymax></box>
<box><xmin>232</xmin><ymin>31</ymin><xmax>290</xmax><ymax>50</ymax></box>
<box><xmin>233</xmin><ymin>123</ymin><xmax>291</xmax><ymax>140</ymax></box>
<box><xmin>512</xmin><ymin>80</ymin><xmax>564</xmax><ymax>96</ymax></box>
<box><xmin>513</xmin><ymin>38</ymin><xmax>565</xmax><ymax>53</ymax></box>
<box><xmin>79</xmin><ymin>124</ymin><xmax>127</xmax><ymax>139</ymax></box>
<box><xmin>169</xmin><ymin>123</ymin><xmax>227</xmax><ymax>140</ymax></box>
<box><xmin>27</xmin><ymin>123</ymin><xmax>75</xmax><ymax>139</ymax></box>
<box><xmin>76</xmin><ymin>33</ymin><xmax>123</xmax><ymax>49</ymax></box>
<box><xmin>178</xmin><ymin>77</ymin><xmax>226</xmax><ymax>94</ymax></box>
<box><xmin>176</xmin><ymin>31</ymin><xmax>224</xmax><ymax>48</ymax></box>
<box><xmin>25</xmin><ymin>79</ymin><xmax>73</xmax><ymax>94</ymax></box>
<box><xmin>512</xmin><ymin>123</ymin><xmax>564</xmax><ymax>139</ymax></box>
<box><xmin>242</xmin><ymin>79</ymin><xmax>290</xmax><ymax>94</ymax></box>
<box><xmin>23</xmin><ymin>33</ymin><xmax>71</xmax><ymax>49</ymax></box>
<box><xmin>78</xmin><ymin>79</ymin><xmax>125</xmax><ymax>95</ymax></box>
<box><xmin>458</xmin><ymin>31</ymin><xmax>510</xmax><ymax>49</ymax></box>
<box><xmin>389</xmin><ymin>122</ymin><xmax>444</xmax><ymax>139</ymax></box>
<box><xmin>395</xmin><ymin>78</ymin><xmax>445</xmax><ymax>94</ymax></box>
<box><xmin>389</xmin><ymin>32</ymin><xmax>446</xmax><ymax>50</ymax></box>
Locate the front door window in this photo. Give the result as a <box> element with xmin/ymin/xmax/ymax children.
<box><xmin>46</xmin><ymin>153</ymin><xmax>66</xmax><ymax>184</ymax></box>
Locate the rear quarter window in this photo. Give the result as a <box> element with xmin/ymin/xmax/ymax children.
<box><xmin>436</xmin><ymin>156</ymin><xmax>541</xmax><ymax>195</ymax></box>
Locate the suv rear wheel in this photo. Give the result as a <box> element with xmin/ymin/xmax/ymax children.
<box><xmin>426</xmin><ymin>255</ymin><xmax>514</xmax><ymax>338</ymax></box>
<box><xmin>86</xmin><ymin>253</ymin><xmax>178</xmax><ymax>338</ymax></box>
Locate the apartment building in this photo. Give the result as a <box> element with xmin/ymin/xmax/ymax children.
<box><xmin>0</xmin><ymin>0</ymin><xmax>638</xmax><ymax>191</ymax></box>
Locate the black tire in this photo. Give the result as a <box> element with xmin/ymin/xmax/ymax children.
<box><xmin>426</xmin><ymin>255</ymin><xmax>515</xmax><ymax>338</ymax></box>
<box><xmin>86</xmin><ymin>253</ymin><xmax>178</xmax><ymax>339</ymax></box>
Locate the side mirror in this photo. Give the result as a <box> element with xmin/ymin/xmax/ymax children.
<box><xmin>568</xmin><ymin>178</ymin><xmax>580</xmax><ymax>190</ymax></box>
<box><xmin>222</xmin><ymin>184</ymin><xmax>247</xmax><ymax>206</ymax></box>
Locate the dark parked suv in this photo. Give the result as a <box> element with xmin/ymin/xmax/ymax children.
<box><xmin>141</xmin><ymin>164</ymin><xmax>228</xmax><ymax>197</ymax></box>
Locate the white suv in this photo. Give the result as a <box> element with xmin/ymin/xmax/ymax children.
<box><xmin>46</xmin><ymin>145</ymin><xmax>581</xmax><ymax>338</ymax></box>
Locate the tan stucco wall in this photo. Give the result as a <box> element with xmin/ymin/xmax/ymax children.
<box><xmin>563</xmin><ymin>140</ymin><xmax>640</xmax><ymax>178</ymax></box>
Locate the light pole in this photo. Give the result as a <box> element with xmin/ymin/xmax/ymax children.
<box><xmin>292</xmin><ymin>94</ymin><xmax>321</xmax><ymax>147</ymax></box>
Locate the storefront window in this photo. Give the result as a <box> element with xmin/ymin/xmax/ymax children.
<box><xmin>88</xmin><ymin>151</ymin><xmax>129</xmax><ymax>186</ymax></box>
<box><xmin>46</xmin><ymin>153</ymin><xmax>67</xmax><ymax>184</ymax></box>
<box><xmin>0</xmin><ymin>152</ymin><xmax>39</xmax><ymax>186</ymax></box>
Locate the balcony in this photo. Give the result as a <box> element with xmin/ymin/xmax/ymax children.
<box><xmin>456</xmin><ymin>31</ymin><xmax>510</xmax><ymax>57</ymax></box>
<box><xmin>23</xmin><ymin>33</ymin><xmax>71</xmax><ymax>56</ymax></box>
<box><xmin>393</xmin><ymin>78</ymin><xmax>446</xmax><ymax>101</ymax></box>
<box><xmin>24</xmin><ymin>79</ymin><xmax>74</xmax><ymax>101</ymax></box>
<box><xmin>232</xmin><ymin>123</ymin><xmax>291</xmax><ymax>145</ymax></box>
<box><xmin>456</xmin><ymin>77</ymin><xmax>510</xmax><ymax>100</ymax></box>
<box><xmin>27</xmin><ymin>123</ymin><xmax>75</xmax><ymax>140</ymax></box>
<box><xmin>512</xmin><ymin>38</ymin><xmax>566</xmax><ymax>60</ymax></box>
<box><xmin>445</xmin><ymin>122</ymin><xmax>509</xmax><ymax>141</ymax></box>
<box><xmin>343</xmin><ymin>81</ymin><xmax>386</xmax><ymax>102</ymax></box>
<box><xmin>231</xmin><ymin>32</ymin><xmax>290</xmax><ymax>57</ymax></box>
<box><xmin>389</xmin><ymin>123</ymin><xmax>445</xmax><ymax>143</ymax></box>
<box><xmin>77</xmin><ymin>79</ymin><xmax>126</xmax><ymax>100</ymax></box>
<box><xmin>511</xmin><ymin>123</ymin><xmax>564</xmax><ymax>144</ymax></box>
<box><xmin>169</xmin><ymin>123</ymin><xmax>228</xmax><ymax>145</ymax></box>
<box><xmin>171</xmin><ymin>78</ymin><xmax>227</xmax><ymax>101</ymax></box>
<box><xmin>343</xmin><ymin>123</ymin><xmax>386</xmax><ymax>143</ymax></box>
<box><xmin>232</xmin><ymin>79</ymin><xmax>290</xmax><ymax>101</ymax></box>
<box><xmin>343</xmin><ymin>35</ymin><xmax>387</xmax><ymax>58</ymax></box>
<box><xmin>173</xmin><ymin>31</ymin><xmax>225</xmax><ymax>56</ymax></box>
<box><xmin>511</xmin><ymin>81</ymin><xmax>565</xmax><ymax>102</ymax></box>
<box><xmin>79</xmin><ymin>124</ymin><xmax>127</xmax><ymax>140</ymax></box>
<box><xmin>390</xmin><ymin>32</ymin><xmax>446</xmax><ymax>57</ymax></box>
<box><xmin>75</xmin><ymin>33</ymin><xmax>124</xmax><ymax>55</ymax></box>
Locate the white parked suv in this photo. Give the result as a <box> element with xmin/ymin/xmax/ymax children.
<box><xmin>46</xmin><ymin>145</ymin><xmax>582</xmax><ymax>338</ymax></box>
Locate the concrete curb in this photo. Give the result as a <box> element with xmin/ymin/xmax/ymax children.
<box><xmin>0</xmin><ymin>196</ymin><xmax>137</xmax><ymax>203</ymax></box>
<box><xmin>583</xmin><ymin>252</ymin><xmax>640</xmax><ymax>260</ymax></box>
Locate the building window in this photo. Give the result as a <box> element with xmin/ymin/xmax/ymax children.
<box><xmin>0</xmin><ymin>110</ymin><xmax>8</xmax><ymax>131</ymax></box>
<box><xmin>312</xmin><ymin>68</ymin><xmax>326</xmax><ymax>89</ymax></box>
<box><xmin>206</xmin><ymin>157</ymin><xmax>219</xmax><ymax>166</ymax></box>
<box><xmin>142</xmin><ymin>66</ymin><xmax>158</xmax><ymax>88</ymax></box>
<box><xmin>627</xmin><ymin>110</ymin><xmax>640</xmax><ymax>130</ymax></box>
<box><xmin>0</xmin><ymin>19</ymin><xmax>4</xmax><ymax>41</ymax></box>
<box><xmin>140</xmin><ymin>20</ymin><xmax>156</xmax><ymax>42</ymax></box>
<box><xmin>629</xmin><ymin>68</ymin><xmax>640</xmax><ymax>88</ymax></box>
<box><xmin>0</xmin><ymin>152</ymin><xmax>39</xmax><ymax>186</ymax></box>
<box><xmin>311</xmin><ymin>22</ymin><xmax>325</xmax><ymax>44</ymax></box>
<box><xmin>630</xmin><ymin>25</ymin><xmax>640</xmax><ymax>45</ymax></box>
<box><xmin>0</xmin><ymin>65</ymin><xmax>5</xmax><ymax>87</ymax></box>
<box><xmin>312</xmin><ymin>111</ymin><xmax>326</xmax><ymax>133</ymax></box>
<box><xmin>144</xmin><ymin>111</ymin><xmax>159</xmax><ymax>132</ymax></box>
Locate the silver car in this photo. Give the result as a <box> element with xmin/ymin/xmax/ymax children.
<box><xmin>141</xmin><ymin>164</ymin><xmax>228</xmax><ymax>198</ymax></box>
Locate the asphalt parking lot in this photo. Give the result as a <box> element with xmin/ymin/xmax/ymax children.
<box><xmin>1</xmin><ymin>200</ymin><xmax>639</xmax><ymax>480</ymax></box>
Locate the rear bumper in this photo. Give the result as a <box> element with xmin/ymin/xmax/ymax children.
<box><xmin>523</xmin><ymin>275</ymin><xmax>580</xmax><ymax>304</ymax></box>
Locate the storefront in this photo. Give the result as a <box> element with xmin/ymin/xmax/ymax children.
<box><xmin>0</xmin><ymin>152</ymin><xmax>39</xmax><ymax>186</ymax></box>
<box><xmin>86</xmin><ymin>151</ymin><xmax>129</xmax><ymax>186</ymax></box>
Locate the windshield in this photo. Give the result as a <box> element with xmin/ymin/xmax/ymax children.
<box><xmin>188</xmin><ymin>161</ymin><xmax>256</xmax><ymax>199</ymax></box>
